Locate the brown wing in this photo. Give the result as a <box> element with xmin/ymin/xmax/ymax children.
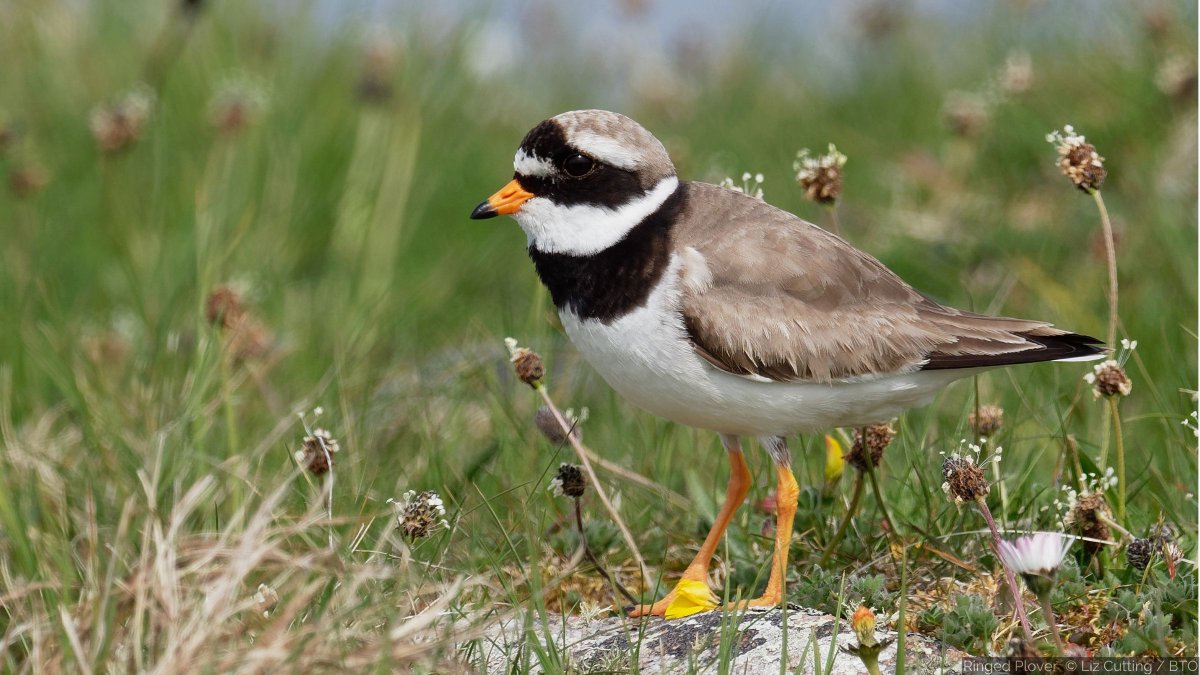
<box><xmin>674</xmin><ymin>182</ymin><xmax>1102</xmax><ymax>383</ymax></box>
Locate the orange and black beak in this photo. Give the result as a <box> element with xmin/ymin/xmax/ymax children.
<box><xmin>470</xmin><ymin>178</ymin><xmax>534</xmax><ymax>220</ymax></box>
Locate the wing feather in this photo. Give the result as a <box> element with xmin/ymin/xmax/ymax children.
<box><xmin>674</xmin><ymin>182</ymin><xmax>1103</xmax><ymax>383</ymax></box>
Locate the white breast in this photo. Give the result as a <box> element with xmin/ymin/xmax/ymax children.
<box><xmin>559</xmin><ymin>256</ymin><xmax>978</xmax><ymax>437</ymax></box>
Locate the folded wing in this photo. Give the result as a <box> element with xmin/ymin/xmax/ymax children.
<box><xmin>675</xmin><ymin>182</ymin><xmax>1103</xmax><ymax>384</ymax></box>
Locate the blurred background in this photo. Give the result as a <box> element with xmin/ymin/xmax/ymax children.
<box><xmin>0</xmin><ymin>0</ymin><xmax>1197</xmax><ymax>666</ymax></box>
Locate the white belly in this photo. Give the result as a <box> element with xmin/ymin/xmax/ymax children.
<box><xmin>559</xmin><ymin>261</ymin><xmax>978</xmax><ymax>437</ymax></box>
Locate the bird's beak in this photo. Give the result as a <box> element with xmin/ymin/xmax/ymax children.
<box><xmin>470</xmin><ymin>179</ymin><xmax>534</xmax><ymax>220</ymax></box>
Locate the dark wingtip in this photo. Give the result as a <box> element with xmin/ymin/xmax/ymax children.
<box><xmin>922</xmin><ymin>331</ymin><xmax>1109</xmax><ymax>371</ymax></box>
<box><xmin>470</xmin><ymin>200</ymin><xmax>497</xmax><ymax>220</ymax></box>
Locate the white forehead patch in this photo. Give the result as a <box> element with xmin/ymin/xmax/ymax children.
<box><xmin>569</xmin><ymin>130</ymin><xmax>641</xmax><ymax>171</ymax></box>
<box><xmin>513</xmin><ymin>148</ymin><xmax>554</xmax><ymax>177</ymax></box>
<box><xmin>517</xmin><ymin>176</ymin><xmax>679</xmax><ymax>256</ymax></box>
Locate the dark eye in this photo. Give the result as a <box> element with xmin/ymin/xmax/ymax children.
<box><xmin>561</xmin><ymin>153</ymin><xmax>595</xmax><ymax>178</ymax></box>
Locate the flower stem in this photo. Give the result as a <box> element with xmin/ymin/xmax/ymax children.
<box><xmin>863</xmin><ymin>453</ymin><xmax>899</xmax><ymax>542</ymax></box>
<box><xmin>974</xmin><ymin>497</ymin><xmax>1035</xmax><ymax>641</ymax></box>
<box><xmin>1090</xmin><ymin>189</ymin><xmax>1118</xmax><ymax>346</ymax></box>
<box><xmin>1037</xmin><ymin>592</ymin><xmax>1067</xmax><ymax>655</ymax></box>
<box><xmin>1108</xmin><ymin>396</ymin><xmax>1126</xmax><ymax>524</ymax></box>
<box><xmin>825</xmin><ymin>203</ymin><xmax>843</xmax><ymax>236</ymax></box>
<box><xmin>819</xmin><ymin>472</ymin><xmax>865</xmax><ymax>567</ymax></box>
<box><xmin>574</xmin><ymin>498</ymin><xmax>639</xmax><ymax>606</ymax></box>
<box><xmin>536</xmin><ymin>385</ymin><xmax>649</xmax><ymax>581</ymax></box>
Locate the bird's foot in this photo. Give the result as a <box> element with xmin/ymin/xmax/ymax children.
<box><xmin>721</xmin><ymin>591</ymin><xmax>782</xmax><ymax>612</ymax></box>
<box><xmin>627</xmin><ymin>578</ymin><xmax>720</xmax><ymax>619</ymax></box>
<box><xmin>625</xmin><ymin>594</ymin><xmax>675</xmax><ymax>618</ymax></box>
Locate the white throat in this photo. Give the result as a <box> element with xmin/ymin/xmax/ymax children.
<box><xmin>516</xmin><ymin>176</ymin><xmax>679</xmax><ymax>256</ymax></box>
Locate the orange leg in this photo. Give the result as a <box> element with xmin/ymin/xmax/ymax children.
<box><xmin>628</xmin><ymin>436</ymin><xmax>751</xmax><ymax>618</ymax></box>
<box><xmin>724</xmin><ymin>457</ymin><xmax>799</xmax><ymax>610</ymax></box>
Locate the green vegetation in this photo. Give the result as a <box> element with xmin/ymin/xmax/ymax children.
<box><xmin>0</xmin><ymin>1</ymin><xmax>1195</xmax><ymax>671</ymax></box>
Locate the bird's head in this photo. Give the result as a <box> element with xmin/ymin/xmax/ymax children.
<box><xmin>470</xmin><ymin>110</ymin><xmax>679</xmax><ymax>256</ymax></box>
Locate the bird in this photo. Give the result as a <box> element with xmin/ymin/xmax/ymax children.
<box><xmin>470</xmin><ymin>109</ymin><xmax>1104</xmax><ymax>619</ymax></box>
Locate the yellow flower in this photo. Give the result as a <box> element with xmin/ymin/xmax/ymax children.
<box><xmin>851</xmin><ymin>605</ymin><xmax>878</xmax><ymax>647</ymax></box>
<box><xmin>824</xmin><ymin>434</ymin><xmax>845</xmax><ymax>483</ymax></box>
<box><xmin>663</xmin><ymin>578</ymin><xmax>719</xmax><ymax>620</ymax></box>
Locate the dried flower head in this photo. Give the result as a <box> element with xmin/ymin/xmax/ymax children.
<box><xmin>1046</xmin><ymin>125</ymin><xmax>1106</xmax><ymax>193</ymax></box>
<box><xmin>1150</xmin><ymin>521</ymin><xmax>1178</xmax><ymax>547</ymax></box>
<box><xmin>1155</xmin><ymin>54</ymin><xmax>1197</xmax><ymax>102</ymax></box>
<box><xmin>794</xmin><ymin>145</ymin><xmax>846</xmax><ymax>204</ymax></box>
<box><xmin>942</xmin><ymin>453</ymin><xmax>990</xmax><ymax>504</ymax></box>
<box><xmin>0</xmin><ymin>117</ymin><xmax>15</xmax><ymax>155</ymax></box>
<box><xmin>357</xmin><ymin>32</ymin><xmax>399</xmax><ymax>103</ymax></box>
<box><xmin>205</xmin><ymin>285</ymin><xmax>246</xmax><ymax>329</ymax></box>
<box><xmin>394</xmin><ymin>490</ymin><xmax>448</xmax><ymax>540</ymax></box>
<box><xmin>719</xmin><ymin>171</ymin><xmax>765</xmax><ymax>201</ymax></box>
<box><xmin>9</xmin><ymin>163</ymin><xmax>49</xmax><ymax>198</ymax></box>
<box><xmin>534</xmin><ymin>405</ymin><xmax>584</xmax><ymax>444</ymax></box>
<box><xmin>294</xmin><ymin>428</ymin><xmax>339</xmax><ymax>475</ymax></box>
<box><xmin>1083</xmin><ymin>359</ymin><xmax>1132</xmax><ymax>399</ymax></box>
<box><xmin>999</xmin><ymin>52</ymin><xmax>1034</xmax><ymax>96</ymax></box>
<box><xmin>89</xmin><ymin>86</ymin><xmax>155</xmax><ymax>153</ymax></box>
<box><xmin>1126</xmin><ymin>537</ymin><xmax>1154</xmax><ymax>571</ymax></box>
<box><xmin>208</xmin><ymin>78</ymin><xmax>268</xmax><ymax>135</ymax></box>
<box><xmin>205</xmin><ymin>284</ymin><xmax>272</xmax><ymax>361</ymax></box>
<box><xmin>844</xmin><ymin>422</ymin><xmax>895</xmax><ymax>471</ymax></box>
<box><xmin>1005</xmin><ymin>637</ymin><xmax>1042</xmax><ymax>659</ymax></box>
<box><xmin>253</xmin><ymin>583</ymin><xmax>279</xmax><ymax>618</ymax></box>
<box><xmin>504</xmin><ymin>337</ymin><xmax>545</xmax><ymax>388</ymax></box>
<box><xmin>549</xmin><ymin>463</ymin><xmax>587</xmax><ymax>499</ymax></box>
<box><xmin>942</xmin><ymin>91</ymin><xmax>990</xmax><ymax>138</ymax></box>
<box><xmin>1065</xmin><ymin>491</ymin><xmax>1111</xmax><ymax>554</ymax></box>
<box><xmin>969</xmin><ymin>405</ymin><xmax>1004</xmax><ymax>437</ymax></box>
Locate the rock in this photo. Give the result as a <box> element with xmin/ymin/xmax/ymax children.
<box><xmin>474</xmin><ymin>605</ymin><xmax>965</xmax><ymax>673</ymax></box>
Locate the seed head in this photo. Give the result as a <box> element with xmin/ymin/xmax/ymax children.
<box><xmin>1005</xmin><ymin>637</ymin><xmax>1042</xmax><ymax>659</ymax></box>
<box><xmin>1046</xmin><ymin>125</ymin><xmax>1106</xmax><ymax>193</ymax></box>
<box><xmin>253</xmin><ymin>583</ymin><xmax>279</xmax><ymax>618</ymax></box>
<box><xmin>357</xmin><ymin>33</ymin><xmax>399</xmax><ymax>103</ymax></box>
<box><xmin>208</xmin><ymin>79</ymin><xmax>268</xmax><ymax>136</ymax></box>
<box><xmin>999</xmin><ymin>52</ymin><xmax>1034</xmax><ymax>96</ymax></box>
<box><xmin>9</xmin><ymin>164</ymin><xmax>49</xmax><ymax>198</ymax></box>
<box><xmin>549</xmin><ymin>463</ymin><xmax>587</xmax><ymax>499</ymax></box>
<box><xmin>1083</xmin><ymin>359</ymin><xmax>1132</xmax><ymax>399</ymax></box>
<box><xmin>205</xmin><ymin>286</ymin><xmax>246</xmax><ymax>329</ymax></box>
<box><xmin>1126</xmin><ymin>537</ymin><xmax>1154</xmax><ymax>571</ymax></box>
<box><xmin>1065</xmin><ymin>491</ymin><xmax>1111</xmax><ymax>554</ymax></box>
<box><xmin>845</xmin><ymin>423</ymin><xmax>895</xmax><ymax>472</ymax></box>
<box><xmin>969</xmin><ymin>405</ymin><xmax>1004</xmax><ymax>437</ymax></box>
<box><xmin>1149</xmin><ymin>521</ymin><xmax>1177</xmax><ymax>547</ymax></box>
<box><xmin>942</xmin><ymin>91</ymin><xmax>990</xmax><ymax>138</ymax></box>
<box><xmin>395</xmin><ymin>490</ymin><xmax>448</xmax><ymax>540</ymax></box>
<box><xmin>534</xmin><ymin>405</ymin><xmax>583</xmax><ymax>444</ymax></box>
<box><xmin>1155</xmin><ymin>54</ymin><xmax>1197</xmax><ymax>102</ymax></box>
<box><xmin>504</xmin><ymin>337</ymin><xmax>544</xmax><ymax>388</ymax></box>
<box><xmin>205</xmin><ymin>284</ymin><xmax>272</xmax><ymax>361</ymax></box>
<box><xmin>294</xmin><ymin>428</ymin><xmax>339</xmax><ymax>475</ymax></box>
<box><xmin>794</xmin><ymin>144</ymin><xmax>846</xmax><ymax>205</ymax></box>
<box><xmin>942</xmin><ymin>454</ymin><xmax>990</xmax><ymax>504</ymax></box>
<box><xmin>89</xmin><ymin>86</ymin><xmax>154</xmax><ymax>153</ymax></box>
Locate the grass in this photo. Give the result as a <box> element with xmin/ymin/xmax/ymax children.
<box><xmin>0</xmin><ymin>0</ymin><xmax>1197</xmax><ymax>671</ymax></box>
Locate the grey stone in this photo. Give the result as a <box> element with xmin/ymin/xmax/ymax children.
<box><xmin>473</xmin><ymin>606</ymin><xmax>965</xmax><ymax>673</ymax></box>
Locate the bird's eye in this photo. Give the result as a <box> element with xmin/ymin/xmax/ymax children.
<box><xmin>561</xmin><ymin>153</ymin><xmax>595</xmax><ymax>178</ymax></box>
